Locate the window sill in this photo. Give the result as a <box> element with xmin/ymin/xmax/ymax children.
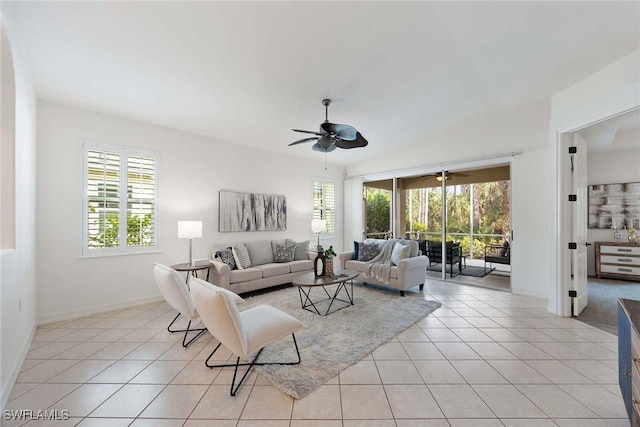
<box><xmin>79</xmin><ymin>249</ymin><xmax>162</xmax><ymax>259</ymax></box>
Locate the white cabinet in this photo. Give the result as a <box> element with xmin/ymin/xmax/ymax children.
<box><xmin>596</xmin><ymin>242</ymin><xmax>640</xmax><ymax>281</ymax></box>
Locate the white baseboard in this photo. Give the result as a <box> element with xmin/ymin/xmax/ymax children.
<box><xmin>1</xmin><ymin>322</ymin><xmax>37</xmax><ymax>412</ymax></box>
<box><xmin>37</xmin><ymin>294</ymin><xmax>165</xmax><ymax>326</ymax></box>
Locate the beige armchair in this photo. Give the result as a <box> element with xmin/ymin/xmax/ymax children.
<box><xmin>190</xmin><ymin>277</ymin><xmax>303</xmax><ymax>396</ymax></box>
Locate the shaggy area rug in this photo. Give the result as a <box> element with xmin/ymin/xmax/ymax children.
<box><xmin>241</xmin><ymin>283</ymin><xmax>441</xmax><ymax>399</ymax></box>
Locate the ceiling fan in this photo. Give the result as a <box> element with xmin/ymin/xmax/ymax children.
<box><xmin>288</xmin><ymin>99</ymin><xmax>368</xmax><ymax>153</ymax></box>
<box><xmin>429</xmin><ymin>171</ymin><xmax>470</xmax><ymax>181</ymax></box>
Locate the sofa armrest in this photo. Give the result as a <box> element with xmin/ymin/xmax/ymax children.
<box><xmin>208</xmin><ymin>259</ymin><xmax>231</xmax><ymax>288</ymax></box>
<box><xmin>338</xmin><ymin>251</ymin><xmax>354</xmax><ymax>269</ymax></box>
<box><xmin>395</xmin><ymin>255</ymin><xmax>428</xmax><ymax>289</ymax></box>
<box><xmin>396</xmin><ymin>255</ymin><xmax>428</xmax><ymax>272</ymax></box>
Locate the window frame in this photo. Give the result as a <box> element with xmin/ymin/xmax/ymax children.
<box><xmin>81</xmin><ymin>141</ymin><xmax>159</xmax><ymax>257</ymax></box>
<box><xmin>312</xmin><ymin>178</ymin><xmax>336</xmax><ymax>237</ymax></box>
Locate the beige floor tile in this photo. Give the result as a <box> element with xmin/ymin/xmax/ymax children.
<box><xmin>558</xmin><ymin>384</ymin><xmax>629</xmax><ymax>419</ymax></box>
<box><xmin>290</xmin><ymin>420</ymin><xmax>343</xmax><ymax>427</ymax></box>
<box><xmin>372</xmin><ymin>342</ymin><xmax>410</xmax><ymax>360</ymax></box>
<box><xmin>433</xmin><ymin>342</ymin><xmax>481</xmax><ymax>359</ymax></box>
<box><xmin>396</xmin><ymin>327</ymin><xmax>430</xmax><ymax>342</ymax></box>
<box><xmin>130</xmin><ymin>360</ymin><xmax>189</xmax><ymax>384</ymax></box>
<box><xmin>515</xmin><ymin>384</ymin><xmax>597</xmax><ymax>418</ymax></box>
<box><xmin>139</xmin><ymin>384</ymin><xmax>208</xmax><ymax>418</ymax></box>
<box><xmin>88</xmin><ymin>328</ymin><xmax>133</xmax><ymax>343</ymax></box>
<box><xmin>33</xmin><ymin>328</ymin><xmax>76</xmax><ymax>341</ymax></box>
<box><xmin>60</xmin><ymin>328</ymin><xmax>108</xmax><ymax>342</ymax></box>
<box><xmin>338</xmin><ymin>360</ymin><xmax>381</xmax><ymax>384</ymax></box>
<box><xmin>450</xmin><ymin>328</ymin><xmax>493</xmax><ymax>341</ymax></box>
<box><xmin>157</xmin><ymin>341</ymin><xmax>208</xmax><ymax>360</ymax></box>
<box><xmin>448</xmin><ymin>420</ymin><xmax>504</xmax><ymax>427</ymax></box>
<box><xmin>401</xmin><ymin>342</ymin><xmax>445</xmax><ymax>360</ymax></box>
<box><xmin>17</xmin><ymin>359</ymin><xmax>80</xmax><ymax>383</ymax></box>
<box><xmin>240</xmin><ymin>385</ymin><xmax>294</xmax><ymax>419</ymax></box>
<box><xmin>190</xmin><ymin>384</ymin><xmax>251</xmax><ymax>419</ymax></box>
<box><xmin>6</xmin><ymin>383</ymin><xmax>80</xmax><ymax>412</ymax></box>
<box><xmin>340</xmin><ymin>385</ymin><xmax>393</xmax><ymax>419</ymax></box>
<box><xmin>87</xmin><ymin>360</ymin><xmax>151</xmax><ymax>383</ymax></box>
<box><xmin>501</xmin><ymin>420</ymin><xmax>558</xmax><ymax>427</ymax></box>
<box><xmin>184</xmin><ymin>421</ymin><xmax>236</xmax><ymax>427</ymax></box>
<box><xmin>472</xmin><ymin>384</ymin><xmax>547</xmax><ymax>418</ymax></box>
<box><xmin>525</xmin><ymin>360</ymin><xmax>593</xmax><ymax>384</ymax></box>
<box><xmin>130</xmin><ymin>419</ymin><xmax>186</xmax><ymax>427</ymax></box>
<box><xmin>437</xmin><ymin>317</ymin><xmax>475</xmax><ymax>328</ymax></box>
<box><xmin>119</xmin><ymin>328</ymin><xmax>165</xmax><ymax>342</ymax></box>
<box><xmin>76</xmin><ymin>417</ymin><xmax>133</xmax><ymax>426</ymax></box>
<box><xmin>237</xmin><ymin>421</ymin><xmax>290</xmax><ymax>427</ymax></box>
<box><xmin>171</xmin><ymin>360</ymin><xmax>221</xmax><ymax>384</ymax></box>
<box><xmin>122</xmin><ymin>342</ymin><xmax>173</xmax><ymax>360</ymax></box>
<box><xmin>428</xmin><ymin>384</ymin><xmax>495</xmax><ymax>418</ymax></box>
<box><xmin>414</xmin><ymin>360</ymin><xmax>466</xmax><ymax>384</ymax></box>
<box><xmin>450</xmin><ymin>360</ymin><xmax>508</xmax><ymax>384</ymax></box>
<box><xmin>385</xmin><ymin>384</ymin><xmax>444</xmax><ymax>418</ymax></box>
<box><xmin>26</xmin><ymin>342</ymin><xmax>77</xmax><ymax>360</ymax></box>
<box><xmin>375</xmin><ymin>360</ymin><xmax>424</xmax><ymax>384</ymax></box>
<box><xmin>562</xmin><ymin>360</ymin><xmax>618</xmax><ymax>384</ymax></box>
<box><xmin>531</xmin><ymin>342</ymin><xmax>592</xmax><ymax>359</ymax></box>
<box><xmin>52</xmin><ymin>342</ymin><xmax>111</xmax><ymax>360</ymax></box>
<box><xmin>488</xmin><ymin>360</ymin><xmax>551</xmax><ymax>384</ymax></box>
<box><xmin>423</xmin><ymin>328</ymin><xmax>462</xmax><ymax>342</ymax></box>
<box><xmin>291</xmin><ymin>384</ymin><xmax>342</xmax><ymax>419</ymax></box>
<box><xmin>48</xmin><ymin>383</ymin><xmax>123</xmax><ymax>417</ymax></box>
<box><xmin>19</xmin><ymin>359</ymin><xmax>45</xmax><ymax>372</ymax></box>
<box><xmin>89</xmin><ymin>384</ymin><xmax>164</xmax><ymax>418</ymax></box>
<box><xmin>467</xmin><ymin>342</ymin><xmax>517</xmax><ymax>359</ymax></box>
<box><xmin>563</xmin><ymin>342</ymin><xmax>618</xmax><ymax>360</ymax></box>
<box><xmin>477</xmin><ymin>328</ymin><xmax>524</xmax><ymax>342</ymax></box>
<box><xmin>394</xmin><ymin>420</ymin><xmax>450</xmax><ymax>427</ymax></box>
<box><xmin>8</xmin><ymin>382</ymin><xmax>38</xmax><ymax>400</ymax></box>
<box><xmin>552</xmin><ymin>420</ymin><xmax>613</xmax><ymax>427</ymax></box>
<box><xmin>498</xmin><ymin>342</ymin><xmax>554</xmax><ymax>359</ymax></box>
<box><xmin>47</xmin><ymin>360</ymin><xmax>114</xmax><ymax>383</ymax></box>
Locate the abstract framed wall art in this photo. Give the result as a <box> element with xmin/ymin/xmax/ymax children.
<box><xmin>588</xmin><ymin>182</ymin><xmax>640</xmax><ymax>229</ymax></box>
<box><xmin>219</xmin><ymin>190</ymin><xmax>287</xmax><ymax>232</ymax></box>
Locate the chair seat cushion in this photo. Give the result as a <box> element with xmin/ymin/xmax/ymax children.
<box><xmin>289</xmin><ymin>260</ymin><xmax>313</xmax><ymax>273</ymax></box>
<box><xmin>259</xmin><ymin>263</ymin><xmax>290</xmax><ymax>278</ymax></box>
<box><xmin>241</xmin><ymin>305</ymin><xmax>303</xmax><ymax>354</ymax></box>
<box><xmin>230</xmin><ymin>268</ymin><xmax>262</xmax><ymax>284</ymax></box>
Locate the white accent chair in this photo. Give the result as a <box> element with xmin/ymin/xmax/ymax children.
<box><xmin>190</xmin><ymin>277</ymin><xmax>303</xmax><ymax>396</ymax></box>
<box><xmin>153</xmin><ymin>263</ymin><xmax>207</xmax><ymax>347</ymax></box>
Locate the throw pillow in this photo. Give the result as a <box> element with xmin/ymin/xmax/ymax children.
<box><xmin>352</xmin><ymin>241</ymin><xmax>361</xmax><ymax>260</ymax></box>
<box><xmin>391</xmin><ymin>242</ymin><xmax>412</xmax><ymax>266</ymax></box>
<box><xmin>232</xmin><ymin>243</ymin><xmax>251</xmax><ymax>269</ymax></box>
<box><xmin>285</xmin><ymin>239</ymin><xmax>310</xmax><ymax>260</ymax></box>
<box><xmin>214</xmin><ymin>247</ymin><xmax>237</xmax><ymax>270</ymax></box>
<box><xmin>274</xmin><ymin>243</ymin><xmax>296</xmax><ymax>263</ymax></box>
<box><xmin>499</xmin><ymin>240</ymin><xmax>510</xmax><ymax>257</ymax></box>
<box><xmin>358</xmin><ymin>242</ymin><xmax>380</xmax><ymax>262</ymax></box>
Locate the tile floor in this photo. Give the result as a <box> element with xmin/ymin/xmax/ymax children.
<box><xmin>4</xmin><ymin>279</ymin><xmax>629</xmax><ymax>426</ymax></box>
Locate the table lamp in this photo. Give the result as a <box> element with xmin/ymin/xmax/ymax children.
<box><xmin>178</xmin><ymin>220</ymin><xmax>202</xmax><ymax>266</ymax></box>
<box><xmin>311</xmin><ymin>219</ymin><xmax>326</xmax><ymax>251</ymax></box>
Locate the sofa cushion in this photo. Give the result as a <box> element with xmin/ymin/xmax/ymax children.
<box><xmin>229</xmin><ymin>267</ymin><xmax>262</xmax><ymax>284</ymax></box>
<box><xmin>358</xmin><ymin>242</ymin><xmax>380</xmax><ymax>261</ymax></box>
<box><xmin>215</xmin><ymin>247</ymin><xmax>237</xmax><ymax>270</ymax></box>
<box><xmin>344</xmin><ymin>259</ymin><xmax>365</xmax><ymax>272</ymax></box>
<box><xmin>274</xmin><ymin>243</ymin><xmax>296</xmax><ymax>263</ymax></box>
<box><xmin>352</xmin><ymin>241</ymin><xmax>361</xmax><ymax>260</ymax></box>
<box><xmin>258</xmin><ymin>263</ymin><xmax>290</xmax><ymax>278</ymax></box>
<box><xmin>394</xmin><ymin>239</ymin><xmax>419</xmax><ymax>257</ymax></box>
<box><xmin>289</xmin><ymin>260</ymin><xmax>313</xmax><ymax>273</ymax></box>
<box><xmin>245</xmin><ymin>240</ymin><xmax>274</xmax><ymax>266</ymax></box>
<box><xmin>270</xmin><ymin>239</ymin><xmax>286</xmax><ymax>256</ymax></box>
<box><xmin>285</xmin><ymin>239</ymin><xmax>310</xmax><ymax>261</ymax></box>
<box><xmin>232</xmin><ymin>244</ymin><xmax>251</xmax><ymax>269</ymax></box>
<box><xmin>391</xmin><ymin>242</ymin><xmax>412</xmax><ymax>266</ymax></box>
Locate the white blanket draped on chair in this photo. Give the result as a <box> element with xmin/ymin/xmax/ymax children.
<box><xmin>363</xmin><ymin>240</ymin><xmax>395</xmax><ymax>285</ymax></box>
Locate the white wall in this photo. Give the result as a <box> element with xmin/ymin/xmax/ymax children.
<box><xmin>343</xmin><ymin>99</ymin><xmax>552</xmax><ymax>299</ymax></box>
<box><xmin>0</xmin><ymin>6</ymin><xmax>38</xmax><ymax>410</ymax></box>
<box><xmin>586</xmin><ymin>147</ymin><xmax>640</xmax><ymax>276</ymax></box>
<box><xmin>36</xmin><ymin>102</ymin><xmax>344</xmax><ymax>323</ymax></box>
<box><xmin>549</xmin><ymin>49</ymin><xmax>640</xmax><ymax>316</ymax></box>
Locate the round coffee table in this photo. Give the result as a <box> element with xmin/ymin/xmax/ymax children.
<box><xmin>292</xmin><ymin>269</ymin><xmax>358</xmax><ymax>316</ymax></box>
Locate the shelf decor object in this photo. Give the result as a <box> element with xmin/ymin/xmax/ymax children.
<box><xmin>178</xmin><ymin>220</ymin><xmax>203</xmax><ymax>266</ymax></box>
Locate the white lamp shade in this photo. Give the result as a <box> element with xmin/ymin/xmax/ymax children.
<box><xmin>311</xmin><ymin>219</ymin><xmax>326</xmax><ymax>233</ymax></box>
<box><xmin>178</xmin><ymin>221</ymin><xmax>203</xmax><ymax>239</ymax></box>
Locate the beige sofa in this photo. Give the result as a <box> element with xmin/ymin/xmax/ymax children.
<box><xmin>208</xmin><ymin>239</ymin><xmax>313</xmax><ymax>295</ymax></box>
<box><xmin>338</xmin><ymin>238</ymin><xmax>428</xmax><ymax>296</ymax></box>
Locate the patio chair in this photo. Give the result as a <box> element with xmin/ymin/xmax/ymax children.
<box><xmin>153</xmin><ymin>263</ymin><xmax>207</xmax><ymax>347</ymax></box>
<box><xmin>190</xmin><ymin>277</ymin><xmax>303</xmax><ymax>396</ymax></box>
<box><xmin>426</xmin><ymin>241</ymin><xmax>464</xmax><ymax>277</ymax></box>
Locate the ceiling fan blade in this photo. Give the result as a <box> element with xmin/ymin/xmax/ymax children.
<box><xmin>321</xmin><ymin>122</ymin><xmax>357</xmax><ymax>141</ymax></box>
<box><xmin>335</xmin><ymin>132</ymin><xmax>368</xmax><ymax>149</ymax></box>
<box><xmin>288</xmin><ymin>137</ymin><xmax>318</xmax><ymax>146</ymax></box>
<box><xmin>292</xmin><ymin>128</ymin><xmax>325</xmax><ymax>136</ymax></box>
<box><xmin>312</xmin><ymin>142</ymin><xmax>337</xmax><ymax>153</ymax></box>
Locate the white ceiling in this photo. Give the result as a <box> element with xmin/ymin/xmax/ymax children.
<box><xmin>9</xmin><ymin>1</ymin><xmax>640</xmax><ymax>166</ymax></box>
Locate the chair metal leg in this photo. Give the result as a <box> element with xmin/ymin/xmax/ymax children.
<box><xmin>167</xmin><ymin>313</ymin><xmax>207</xmax><ymax>347</ymax></box>
<box><xmin>205</xmin><ymin>333</ymin><xmax>301</xmax><ymax>396</ymax></box>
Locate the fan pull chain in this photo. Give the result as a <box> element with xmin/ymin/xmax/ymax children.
<box><xmin>324</xmin><ymin>153</ymin><xmax>327</xmax><ymax>171</ymax></box>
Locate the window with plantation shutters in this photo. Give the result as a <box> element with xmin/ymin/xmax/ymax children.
<box><xmin>83</xmin><ymin>142</ymin><xmax>158</xmax><ymax>255</ymax></box>
<box><xmin>313</xmin><ymin>179</ymin><xmax>335</xmax><ymax>235</ymax></box>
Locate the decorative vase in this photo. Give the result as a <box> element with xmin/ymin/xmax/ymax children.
<box><xmin>314</xmin><ymin>250</ymin><xmax>326</xmax><ymax>278</ymax></box>
<box><xmin>325</xmin><ymin>258</ymin><xmax>334</xmax><ymax>277</ymax></box>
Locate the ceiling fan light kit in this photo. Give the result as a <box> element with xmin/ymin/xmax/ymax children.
<box><xmin>289</xmin><ymin>99</ymin><xmax>368</xmax><ymax>153</ymax></box>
